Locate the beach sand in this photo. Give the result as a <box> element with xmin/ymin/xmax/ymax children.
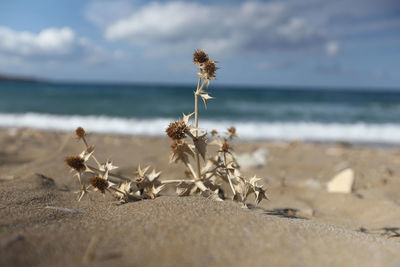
<box><xmin>1</xmin><ymin>128</ymin><xmax>400</xmax><ymax>266</ymax></box>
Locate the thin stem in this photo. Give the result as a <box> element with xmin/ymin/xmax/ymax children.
<box><xmin>91</xmin><ymin>156</ymin><xmax>101</xmax><ymax>169</ymax></box>
<box><xmin>160</xmin><ymin>179</ymin><xmax>195</xmax><ymax>184</ymax></box>
<box><xmin>194</xmin><ymin>76</ymin><xmax>202</xmax><ymax>181</ymax></box>
<box><xmin>204</xmin><ymin>172</ymin><xmax>216</xmax><ymax>181</ymax></box>
<box><xmin>195</xmin><ymin>76</ymin><xmax>201</xmax><ymax>127</ymax></box>
<box><xmin>185</xmin><ymin>162</ymin><xmax>198</xmax><ymax>179</ymax></box>
<box><xmin>108</xmin><ymin>187</ymin><xmax>127</xmax><ymax>195</ymax></box>
<box><xmin>223</xmin><ymin>153</ymin><xmax>236</xmax><ymax>196</ymax></box>
<box><xmin>197</xmin><ymin>79</ymin><xmax>207</xmax><ymax>95</ymax></box>
<box><xmin>81</xmin><ymin>137</ymin><xmax>102</xmax><ymax>168</ymax></box>
<box><xmin>87</xmin><ymin>164</ymin><xmax>132</xmax><ymax>181</ymax></box>
<box><xmin>82</xmin><ymin>137</ymin><xmax>89</xmax><ymax>148</ymax></box>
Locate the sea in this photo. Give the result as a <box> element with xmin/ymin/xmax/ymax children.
<box><xmin>1</xmin><ymin>81</ymin><xmax>400</xmax><ymax>144</ymax></box>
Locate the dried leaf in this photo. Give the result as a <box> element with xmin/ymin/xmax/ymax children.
<box><xmin>136</xmin><ymin>165</ymin><xmax>150</xmax><ymax>178</ymax></box>
<box><xmin>193</xmin><ymin>135</ymin><xmax>207</xmax><ymax>160</ymax></box>
<box><xmin>116</xmin><ymin>182</ymin><xmax>132</xmax><ymax>197</ymax></box>
<box><xmin>249</xmin><ymin>176</ymin><xmax>262</xmax><ymax>187</ymax></box>
<box><xmin>170</xmin><ymin>142</ymin><xmax>195</xmax><ymax>164</ymax></box>
<box><xmin>79</xmin><ymin>147</ymin><xmax>94</xmax><ymax>162</ymax></box>
<box><xmin>176</xmin><ymin>181</ymin><xmax>197</xmax><ymax>196</ymax></box>
<box><xmin>254</xmin><ymin>186</ymin><xmax>268</xmax><ymax>205</ymax></box>
<box><xmin>147</xmin><ymin>184</ymin><xmax>165</xmax><ymax>199</ymax></box>
<box><xmin>233</xmin><ymin>176</ymin><xmax>255</xmax><ymax>202</ymax></box>
<box><xmin>147</xmin><ymin>169</ymin><xmax>161</xmax><ymax>182</ymax></box>
<box><xmin>99</xmin><ymin>160</ymin><xmax>118</xmax><ymax>172</ymax></box>
<box><xmin>200</xmin><ymin>92</ymin><xmax>214</xmax><ymax>109</ymax></box>
<box><xmin>248</xmin><ymin>175</ymin><xmax>268</xmax><ymax>205</ymax></box>
<box><xmin>182</xmin><ymin>112</ymin><xmax>194</xmax><ymax>124</ymax></box>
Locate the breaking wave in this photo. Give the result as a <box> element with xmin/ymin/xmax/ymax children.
<box><xmin>1</xmin><ymin>112</ymin><xmax>400</xmax><ymax>144</ymax></box>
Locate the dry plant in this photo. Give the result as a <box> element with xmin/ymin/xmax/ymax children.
<box><xmin>164</xmin><ymin>49</ymin><xmax>267</xmax><ymax>205</ymax></box>
<box><xmin>65</xmin><ymin>127</ymin><xmax>165</xmax><ymax>203</ymax></box>
<box><xmin>65</xmin><ymin>49</ymin><xmax>267</xmax><ymax>206</ymax></box>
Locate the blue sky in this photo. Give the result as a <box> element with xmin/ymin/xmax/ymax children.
<box><xmin>0</xmin><ymin>0</ymin><xmax>399</xmax><ymax>88</ymax></box>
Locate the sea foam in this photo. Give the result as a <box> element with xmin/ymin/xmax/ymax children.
<box><xmin>0</xmin><ymin>112</ymin><xmax>399</xmax><ymax>144</ymax></box>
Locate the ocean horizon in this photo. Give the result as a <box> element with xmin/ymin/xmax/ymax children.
<box><xmin>1</xmin><ymin>80</ymin><xmax>400</xmax><ymax>144</ymax></box>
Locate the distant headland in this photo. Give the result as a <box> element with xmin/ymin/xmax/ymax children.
<box><xmin>0</xmin><ymin>73</ymin><xmax>46</xmax><ymax>83</ymax></box>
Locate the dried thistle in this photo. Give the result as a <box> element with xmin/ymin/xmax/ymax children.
<box><xmin>166</xmin><ymin>121</ymin><xmax>187</xmax><ymax>140</ymax></box>
<box><xmin>90</xmin><ymin>176</ymin><xmax>109</xmax><ymax>194</ymax></box>
<box><xmin>221</xmin><ymin>139</ymin><xmax>230</xmax><ymax>153</ymax></box>
<box><xmin>75</xmin><ymin>127</ymin><xmax>86</xmax><ymax>140</ymax></box>
<box><xmin>202</xmin><ymin>60</ymin><xmax>218</xmax><ymax>80</ymax></box>
<box><xmin>65</xmin><ymin>126</ymin><xmax>161</xmax><ymax>203</ymax></box>
<box><xmin>163</xmin><ymin>49</ymin><xmax>267</xmax><ymax>206</ymax></box>
<box><xmin>193</xmin><ymin>49</ymin><xmax>209</xmax><ymax>65</ymax></box>
<box><xmin>66</xmin><ymin>155</ymin><xmax>86</xmax><ymax>172</ymax></box>
<box><xmin>226</xmin><ymin>126</ymin><xmax>239</xmax><ymax>139</ymax></box>
<box><xmin>75</xmin><ymin>126</ymin><xmax>90</xmax><ymax>147</ymax></box>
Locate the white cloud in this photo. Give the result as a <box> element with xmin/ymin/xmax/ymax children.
<box><xmin>98</xmin><ymin>1</ymin><xmax>328</xmax><ymax>54</ymax></box>
<box><xmin>0</xmin><ymin>26</ymin><xmax>106</xmax><ymax>63</ymax></box>
<box><xmin>0</xmin><ymin>27</ymin><xmax>75</xmax><ymax>56</ymax></box>
<box><xmin>325</xmin><ymin>41</ymin><xmax>340</xmax><ymax>56</ymax></box>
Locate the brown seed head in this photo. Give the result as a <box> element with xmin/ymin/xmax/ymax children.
<box><xmin>65</xmin><ymin>156</ymin><xmax>85</xmax><ymax>172</ymax></box>
<box><xmin>166</xmin><ymin>121</ymin><xmax>187</xmax><ymax>140</ymax></box>
<box><xmin>75</xmin><ymin>127</ymin><xmax>86</xmax><ymax>139</ymax></box>
<box><xmin>90</xmin><ymin>176</ymin><xmax>109</xmax><ymax>193</ymax></box>
<box><xmin>221</xmin><ymin>139</ymin><xmax>230</xmax><ymax>153</ymax></box>
<box><xmin>211</xmin><ymin>129</ymin><xmax>218</xmax><ymax>136</ymax></box>
<box><xmin>204</xmin><ymin>60</ymin><xmax>218</xmax><ymax>79</ymax></box>
<box><xmin>228</xmin><ymin>126</ymin><xmax>236</xmax><ymax>135</ymax></box>
<box><xmin>193</xmin><ymin>49</ymin><xmax>209</xmax><ymax>65</ymax></box>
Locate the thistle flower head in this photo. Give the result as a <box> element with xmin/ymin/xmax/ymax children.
<box><xmin>193</xmin><ymin>49</ymin><xmax>209</xmax><ymax>65</ymax></box>
<box><xmin>226</xmin><ymin>126</ymin><xmax>239</xmax><ymax>139</ymax></box>
<box><xmin>228</xmin><ymin>126</ymin><xmax>236</xmax><ymax>135</ymax></box>
<box><xmin>221</xmin><ymin>139</ymin><xmax>230</xmax><ymax>153</ymax></box>
<box><xmin>166</xmin><ymin>121</ymin><xmax>187</xmax><ymax>140</ymax></box>
<box><xmin>203</xmin><ymin>60</ymin><xmax>218</xmax><ymax>80</ymax></box>
<box><xmin>66</xmin><ymin>155</ymin><xmax>86</xmax><ymax>172</ymax></box>
<box><xmin>75</xmin><ymin>127</ymin><xmax>86</xmax><ymax>140</ymax></box>
<box><xmin>90</xmin><ymin>176</ymin><xmax>109</xmax><ymax>193</ymax></box>
<box><xmin>211</xmin><ymin>129</ymin><xmax>218</xmax><ymax>136</ymax></box>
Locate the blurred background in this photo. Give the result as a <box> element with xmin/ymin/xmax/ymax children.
<box><xmin>0</xmin><ymin>0</ymin><xmax>400</xmax><ymax>143</ymax></box>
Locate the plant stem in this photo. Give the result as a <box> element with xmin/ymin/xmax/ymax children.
<box><xmin>80</xmin><ymin>137</ymin><xmax>102</xmax><ymax>169</ymax></box>
<box><xmin>185</xmin><ymin>162</ymin><xmax>198</xmax><ymax>179</ymax></box>
<box><xmin>160</xmin><ymin>179</ymin><xmax>195</xmax><ymax>184</ymax></box>
<box><xmin>223</xmin><ymin>153</ymin><xmax>236</xmax><ymax>196</ymax></box>
<box><xmin>108</xmin><ymin>187</ymin><xmax>142</xmax><ymax>200</ymax></box>
<box><xmin>184</xmin><ymin>162</ymin><xmax>209</xmax><ymax>191</ymax></box>
<box><xmin>87</xmin><ymin>164</ymin><xmax>132</xmax><ymax>181</ymax></box>
<box><xmin>194</xmin><ymin>76</ymin><xmax>202</xmax><ymax>180</ymax></box>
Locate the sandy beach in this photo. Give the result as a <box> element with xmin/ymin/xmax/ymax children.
<box><xmin>1</xmin><ymin>128</ymin><xmax>400</xmax><ymax>266</ymax></box>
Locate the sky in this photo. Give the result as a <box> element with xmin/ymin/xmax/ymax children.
<box><xmin>0</xmin><ymin>0</ymin><xmax>399</xmax><ymax>88</ymax></box>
